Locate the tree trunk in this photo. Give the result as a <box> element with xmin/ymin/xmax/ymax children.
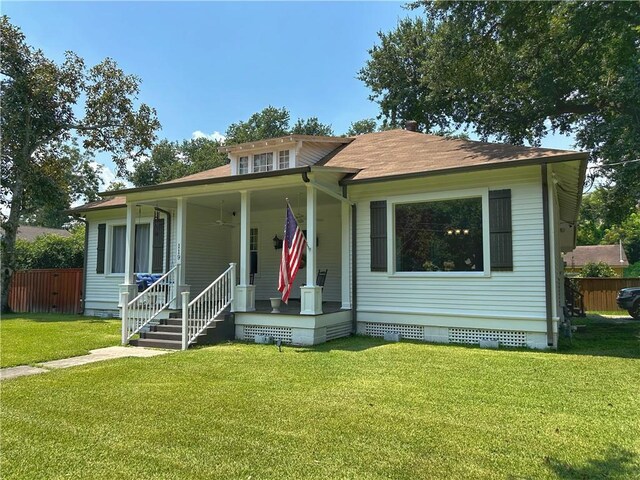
<box><xmin>1</xmin><ymin>175</ymin><xmax>24</xmax><ymax>313</ymax></box>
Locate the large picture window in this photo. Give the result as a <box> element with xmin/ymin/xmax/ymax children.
<box><xmin>395</xmin><ymin>197</ymin><xmax>484</xmax><ymax>272</ymax></box>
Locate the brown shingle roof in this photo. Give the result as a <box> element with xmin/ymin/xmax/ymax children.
<box><xmin>13</xmin><ymin>225</ymin><xmax>72</xmax><ymax>241</ymax></box>
<box><xmin>73</xmin><ymin>129</ymin><xmax>587</xmax><ymax>209</ymax></box>
<box><xmin>162</xmin><ymin>164</ymin><xmax>231</xmax><ymax>184</ymax></box>
<box><xmin>67</xmin><ymin>196</ymin><xmax>125</xmax><ymax>213</ymax></box>
<box><xmin>563</xmin><ymin>245</ymin><xmax>629</xmax><ymax>268</ymax></box>
<box><xmin>321</xmin><ymin>130</ymin><xmax>584</xmax><ymax>182</ymax></box>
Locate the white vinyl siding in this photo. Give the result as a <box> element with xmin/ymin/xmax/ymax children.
<box><xmin>350</xmin><ymin>166</ymin><xmax>548</xmax><ymax>329</ymax></box>
<box><xmin>184</xmin><ymin>203</ymin><xmax>233</xmax><ymax>296</ymax></box>
<box><xmin>295</xmin><ymin>142</ymin><xmax>338</xmax><ymax>167</ymax></box>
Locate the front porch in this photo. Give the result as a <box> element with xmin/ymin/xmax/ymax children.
<box><xmin>118</xmin><ymin>169</ymin><xmax>353</xmax><ymax>348</ymax></box>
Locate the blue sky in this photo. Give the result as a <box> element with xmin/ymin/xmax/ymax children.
<box><xmin>5</xmin><ymin>1</ymin><xmax>575</xmax><ymax>187</ymax></box>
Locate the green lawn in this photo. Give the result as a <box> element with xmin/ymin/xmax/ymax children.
<box><xmin>0</xmin><ymin>313</ymin><xmax>121</xmax><ymax>367</ymax></box>
<box><xmin>2</xmin><ymin>315</ymin><xmax>639</xmax><ymax>479</ymax></box>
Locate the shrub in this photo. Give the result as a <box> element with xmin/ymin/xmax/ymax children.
<box><xmin>15</xmin><ymin>226</ymin><xmax>85</xmax><ymax>269</ymax></box>
<box><xmin>580</xmin><ymin>261</ymin><xmax>617</xmax><ymax>278</ymax></box>
<box><xmin>624</xmin><ymin>261</ymin><xmax>640</xmax><ymax>278</ymax></box>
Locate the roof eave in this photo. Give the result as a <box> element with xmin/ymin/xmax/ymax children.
<box><xmin>66</xmin><ymin>203</ymin><xmax>125</xmax><ymax>215</ymax></box>
<box><xmin>98</xmin><ymin>166</ymin><xmax>314</xmax><ymax>197</ymax></box>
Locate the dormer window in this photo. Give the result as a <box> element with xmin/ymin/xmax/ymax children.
<box><xmin>278</xmin><ymin>150</ymin><xmax>290</xmax><ymax>170</ymax></box>
<box><xmin>253</xmin><ymin>152</ymin><xmax>273</xmax><ymax>173</ymax></box>
<box><xmin>238</xmin><ymin>156</ymin><xmax>249</xmax><ymax>174</ymax></box>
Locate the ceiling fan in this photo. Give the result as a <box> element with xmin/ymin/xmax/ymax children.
<box><xmin>211</xmin><ymin>201</ymin><xmax>235</xmax><ymax>228</ymax></box>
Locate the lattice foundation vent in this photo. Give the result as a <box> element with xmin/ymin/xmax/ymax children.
<box><xmin>365</xmin><ymin>323</ymin><xmax>424</xmax><ymax>340</ymax></box>
<box><xmin>326</xmin><ymin>322</ymin><xmax>352</xmax><ymax>341</ymax></box>
<box><xmin>448</xmin><ymin>328</ymin><xmax>527</xmax><ymax>347</ymax></box>
<box><xmin>243</xmin><ymin>326</ymin><xmax>293</xmax><ymax>344</ymax></box>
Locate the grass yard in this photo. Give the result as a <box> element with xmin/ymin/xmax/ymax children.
<box><xmin>1</xmin><ymin>314</ymin><xmax>639</xmax><ymax>479</ymax></box>
<box><xmin>0</xmin><ymin>313</ymin><xmax>121</xmax><ymax>367</ymax></box>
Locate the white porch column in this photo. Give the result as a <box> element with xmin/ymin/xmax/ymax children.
<box><xmin>235</xmin><ymin>190</ymin><xmax>255</xmax><ymax>312</ymax></box>
<box><xmin>301</xmin><ymin>184</ymin><xmax>322</xmax><ymax>314</ymax></box>
<box><xmin>119</xmin><ymin>203</ymin><xmax>137</xmax><ymax>308</ymax></box>
<box><xmin>175</xmin><ymin>197</ymin><xmax>190</xmax><ymax>308</ymax></box>
<box><xmin>341</xmin><ymin>200</ymin><xmax>351</xmax><ymax>309</ymax></box>
<box><xmin>124</xmin><ymin>203</ymin><xmax>136</xmax><ymax>285</ymax></box>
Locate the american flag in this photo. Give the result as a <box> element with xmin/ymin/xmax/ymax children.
<box><xmin>278</xmin><ymin>205</ymin><xmax>307</xmax><ymax>303</ymax></box>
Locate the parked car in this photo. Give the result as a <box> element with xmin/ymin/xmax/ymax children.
<box><xmin>617</xmin><ymin>287</ymin><xmax>640</xmax><ymax>319</ymax></box>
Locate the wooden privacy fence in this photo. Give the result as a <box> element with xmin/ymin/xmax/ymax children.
<box><xmin>8</xmin><ymin>269</ymin><xmax>83</xmax><ymax>314</ymax></box>
<box><xmin>574</xmin><ymin>277</ymin><xmax>640</xmax><ymax>312</ymax></box>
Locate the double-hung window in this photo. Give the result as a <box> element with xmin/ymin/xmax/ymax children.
<box><xmin>278</xmin><ymin>150</ymin><xmax>290</xmax><ymax>170</ymax></box>
<box><xmin>253</xmin><ymin>153</ymin><xmax>273</xmax><ymax>173</ymax></box>
<box><xmin>111</xmin><ymin>225</ymin><xmax>127</xmax><ymax>273</ymax></box>
<box><xmin>238</xmin><ymin>156</ymin><xmax>249</xmax><ymax>174</ymax></box>
<box><xmin>110</xmin><ymin>223</ymin><xmax>151</xmax><ymax>273</ymax></box>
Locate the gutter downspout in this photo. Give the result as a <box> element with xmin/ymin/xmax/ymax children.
<box><xmin>154</xmin><ymin>207</ymin><xmax>172</xmax><ymax>272</ymax></box>
<box><xmin>541</xmin><ymin>164</ymin><xmax>554</xmax><ymax>347</ymax></box>
<box><xmin>349</xmin><ymin>190</ymin><xmax>357</xmax><ymax>334</ymax></box>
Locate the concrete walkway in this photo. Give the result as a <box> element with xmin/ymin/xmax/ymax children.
<box><xmin>1</xmin><ymin>346</ymin><xmax>171</xmax><ymax>381</ymax></box>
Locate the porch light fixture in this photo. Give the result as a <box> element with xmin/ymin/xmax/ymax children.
<box><xmin>273</xmin><ymin>234</ymin><xmax>283</xmax><ymax>250</ymax></box>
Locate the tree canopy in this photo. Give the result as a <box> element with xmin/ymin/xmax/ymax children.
<box><xmin>129</xmin><ymin>137</ymin><xmax>228</xmax><ymax>187</ymax></box>
<box><xmin>0</xmin><ymin>16</ymin><xmax>159</xmax><ymax>311</ymax></box>
<box><xmin>224</xmin><ymin>106</ymin><xmax>334</xmax><ymax>145</ymax></box>
<box><xmin>359</xmin><ymin>1</ymin><xmax>640</xmax><ymax>222</ymax></box>
<box><xmin>347</xmin><ymin>118</ymin><xmax>378</xmax><ymax>136</ymax></box>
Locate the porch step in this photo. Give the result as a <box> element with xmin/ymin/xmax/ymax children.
<box><xmin>130</xmin><ymin>313</ymin><xmax>235</xmax><ymax>350</ymax></box>
<box><xmin>163</xmin><ymin>318</ymin><xmax>183</xmax><ymax>327</ymax></box>
<box><xmin>141</xmin><ymin>331</ymin><xmax>182</xmax><ymax>341</ymax></box>
<box><xmin>153</xmin><ymin>324</ymin><xmax>182</xmax><ymax>334</ymax></box>
<box><xmin>130</xmin><ymin>338</ymin><xmax>182</xmax><ymax>350</ymax></box>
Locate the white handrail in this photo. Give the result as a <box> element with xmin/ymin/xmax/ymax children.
<box><xmin>124</xmin><ymin>264</ymin><xmax>179</xmax><ymax>342</ymax></box>
<box><xmin>183</xmin><ymin>263</ymin><xmax>236</xmax><ymax>349</ymax></box>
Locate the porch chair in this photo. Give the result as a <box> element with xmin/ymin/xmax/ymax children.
<box><xmin>316</xmin><ymin>269</ymin><xmax>328</xmax><ymax>287</ymax></box>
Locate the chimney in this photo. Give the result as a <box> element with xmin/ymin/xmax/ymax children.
<box><xmin>405</xmin><ymin>120</ymin><xmax>418</xmax><ymax>132</ymax></box>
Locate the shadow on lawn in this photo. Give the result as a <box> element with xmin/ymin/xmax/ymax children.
<box><xmin>1</xmin><ymin>313</ymin><xmax>113</xmax><ymax>324</ymax></box>
<box><xmin>557</xmin><ymin>315</ymin><xmax>640</xmax><ymax>359</ymax></box>
<box><xmin>545</xmin><ymin>446</ymin><xmax>638</xmax><ymax>479</ymax></box>
<box><xmin>292</xmin><ymin>335</ymin><xmax>389</xmax><ymax>353</ymax></box>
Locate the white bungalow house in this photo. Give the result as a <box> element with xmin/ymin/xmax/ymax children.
<box><xmin>70</xmin><ymin>125</ymin><xmax>587</xmax><ymax>350</ymax></box>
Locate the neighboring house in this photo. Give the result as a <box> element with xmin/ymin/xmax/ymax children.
<box><xmin>70</xmin><ymin>125</ymin><xmax>587</xmax><ymax>350</ymax></box>
<box><xmin>563</xmin><ymin>245</ymin><xmax>629</xmax><ymax>277</ymax></box>
<box><xmin>13</xmin><ymin>225</ymin><xmax>72</xmax><ymax>241</ymax></box>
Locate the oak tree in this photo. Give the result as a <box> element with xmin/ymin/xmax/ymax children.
<box><xmin>0</xmin><ymin>17</ymin><xmax>160</xmax><ymax>312</ymax></box>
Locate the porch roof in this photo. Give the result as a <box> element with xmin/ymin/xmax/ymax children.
<box><xmin>68</xmin><ymin>165</ymin><xmax>357</xmax><ymax>213</ymax></box>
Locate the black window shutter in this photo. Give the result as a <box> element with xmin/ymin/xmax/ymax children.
<box><xmin>370</xmin><ymin>201</ymin><xmax>387</xmax><ymax>272</ymax></box>
<box><xmin>96</xmin><ymin>223</ymin><xmax>106</xmax><ymax>274</ymax></box>
<box><xmin>489</xmin><ymin>189</ymin><xmax>513</xmax><ymax>271</ymax></box>
<box><xmin>151</xmin><ymin>218</ymin><xmax>165</xmax><ymax>273</ymax></box>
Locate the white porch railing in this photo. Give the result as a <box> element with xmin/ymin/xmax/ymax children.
<box><xmin>182</xmin><ymin>263</ymin><xmax>236</xmax><ymax>350</ymax></box>
<box><xmin>121</xmin><ymin>264</ymin><xmax>179</xmax><ymax>344</ymax></box>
